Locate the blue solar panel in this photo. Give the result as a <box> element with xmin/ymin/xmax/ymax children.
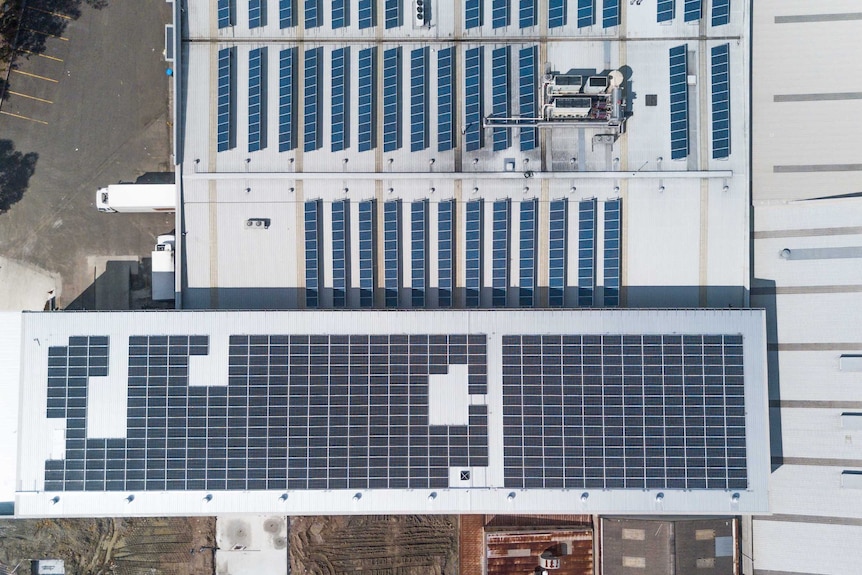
<box><xmin>492</xmin><ymin>199</ymin><xmax>510</xmax><ymax>307</ymax></box>
<box><xmin>359</xmin><ymin>200</ymin><xmax>375</xmax><ymax>307</ymax></box>
<box><xmin>278</xmin><ymin>48</ymin><xmax>297</xmax><ymax>152</ymax></box>
<box><xmin>384</xmin><ymin>200</ymin><xmax>401</xmax><ymax>307</ymax></box>
<box><xmin>331</xmin><ymin>47</ymin><xmax>349</xmax><ymax>152</ymax></box>
<box><xmin>657</xmin><ymin>0</ymin><xmax>674</xmax><ymax>22</ymax></box>
<box><xmin>549</xmin><ymin>0</ymin><xmax>566</xmax><ymax>28</ymax></box>
<box><xmin>304</xmin><ymin>200</ymin><xmax>322</xmax><ymax>308</ymax></box>
<box><xmin>248</xmin><ymin>48</ymin><xmax>266</xmax><ymax>152</ymax></box>
<box><xmin>437</xmin><ymin>48</ymin><xmax>455</xmax><ymax>152</ymax></box>
<box><xmin>518</xmin><ymin>46</ymin><xmax>537</xmax><ymax>151</ymax></box>
<box><xmin>411</xmin><ymin>201</ymin><xmax>427</xmax><ymax>307</ymax></box>
<box><xmin>465</xmin><ymin>200</ymin><xmax>483</xmax><ymax>307</ymax></box>
<box><xmin>684</xmin><ymin>0</ymin><xmax>701</xmax><ymax>21</ymax></box>
<box><xmin>410</xmin><ymin>47</ymin><xmax>429</xmax><ymax>152</ymax></box>
<box><xmin>712</xmin><ymin>0</ymin><xmax>729</xmax><ymax>25</ymax></box>
<box><xmin>669</xmin><ymin>45</ymin><xmax>689</xmax><ymax>160</ymax></box>
<box><xmin>604</xmin><ymin>199</ymin><xmax>621</xmax><ymax>307</ymax></box>
<box><xmin>332</xmin><ymin>200</ymin><xmax>349</xmax><ymax>307</ymax></box>
<box><xmin>383</xmin><ymin>47</ymin><xmax>402</xmax><ymax>152</ymax></box>
<box><xmin>358</xmin><ymin>47</ymin><xmax>377</xmax><ymax>152</ymax></box>
<box><xmin>216</xmin><ymin>47</ymin><xmax>234</xmax><ymax>152</ymax></box>
<box><xmin>306</xmin><ymin>0</ymin><xmax>322</xmax><ymax>28</ymax></box>
<box><xmin>465</xmin><ymin>47</ymin><xmax>484</xmax><ymax>152</ymax></box>
<box><xmin>333</xmin><ymin>0</ymin><xmax>348</xmax><ymax>28</ymax></box>
<box><xmin>304</xmin><ymin>47</ymin><xmax>322</xmax><ymax>152</ymax></box>
<box><xmin>385</xmin><ymin>0</ymin><xmax>401</xmax><ymax>28</ymax></box>
<box><xmin>603</xmin><ymin>0</ymin><xmax>619</xmax><ymax>27</ymax></box>
<box><xmin>359</xmin><ymin>0</ymin><xmax>375</xmax><ymax>28</ymax></box>
<box><xmin>492</xmin><ymin>0</ymin><xmax>509</xmax><ymax>28</ymax></box>
<box><xmin>711</xmin><ymin>43</ymin><xmax>731</xmax><ymax>159</ymax></box>
<box><xmin>491</xmin><ymin>46</ymin><xmax>511</xmax><ymax>151</ymax></box>
<box><xmin>519</xmin><ymin>199</ymin><xmax>537</xmax><ymax>307</ymax></box>
<box><xmin>217</xmin><ymin>0</ymin><xmax>232</xmax><ymax>28</ymax></box>
<box><xmin>466</xmin><ymin>0</ymin><xmax>483</xmax><ymax>29</ymax></box>
<box><xmin>576</xmin><ymin>0</ymin><xmax>594</xmax><ymax>27</ymax></box>
<box><xmin>578</xmin><ymin>199</ymin><xmax>596</xmax><ymax>307</ymax></box>
<box><xmin>548</xmin><ymin>199</ymin><xmax>567</xmax><ymax>307</ymax></box>
<box><xmin>280</xmin><ymin>0</ymin><xmax>296</xmax><ymax>28</ymax></box>
<box><xmin>520</xmin><ymin>0</ymin><xmax>537</xmax><ymax>28</ymax></box>
<box><xmin>437</xmin><ymin>200</ymin><xmax>454</xmax><ymax>307</ymax></box>
<box><xmin>249</xmin><ymin>0</ymin><xmax>264</xmax><ymax>28</ymax></box>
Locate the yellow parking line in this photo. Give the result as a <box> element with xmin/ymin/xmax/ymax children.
<box><xmin>18</xmin><ymin>48</ymin><xmax>64</xmax><ymax>62</ymax></box>
<box><xmin>21</xmin><ymin>27</ymin><xmax>69</xmax><ymax>41</ymax></box>
<box><xmin>27</xmin><ymin>6</ymin><xmax>74</xmax><ymax>20</ymax></box>
<box><xmin>0</xmin><ymin>110</ymin><xmax>48</xmax><ymax>125</ymax></box>
<box><xmin>8</xmin><ymin>91</ymin><xmax>53</xmax><ymax>104</ymax></box>
<box><xmin>11</xmin><ymin>69</ymin><xmax>59</xmax><ymax>83</ymax></box>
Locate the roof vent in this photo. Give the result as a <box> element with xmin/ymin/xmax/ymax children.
<box><xmin>539</xmin><ymin>551</ymin><xmax>561</xmax><ymax>570</ymax></box>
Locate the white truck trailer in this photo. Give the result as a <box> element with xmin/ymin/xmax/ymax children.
<box><xmin>96</xmin><ymin>183</ymin><xmax>176</xmax><ymax>213</ymax></box>
<box><xmin>151</xmin><ymin>234</ymin><xmax>176</xmax><ymax>301</ymax></box>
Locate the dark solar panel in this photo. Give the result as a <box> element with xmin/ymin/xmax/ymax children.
<box><xmin>466</xmin><ymin>0</ymin><xmax>483</xmax><ymax>29</ymax></box>
<box><xmin>358</xmin><ymin>47</ymin><xmax>377</xmax><ymax>152</ymax></box>
<box><xmin>492</xmin><ymin>199</ymin><xmax>510</xmax><ymax>307</ymax></box>
<box><xmin>331</xmin><ymin>47</ymin><xmax>349</xmax><ymax>152</ymax></box>
<box><xmin>359</xmin><ymin>200</ymin><xmax>376</xmax><ymax>307</ymax></box>
<box><xmin>491</xmin><ymin>46</ymin><xmax>511</xmax><ymax>151</ymax></box>
<box><xmin>384</xmin><ymin>200</ymin><xmax>401</xmax><ymax>307</ymax></box>
<box><xmin>520</xmin><ymin>0</ymin><xmax>537</xmax><ymax>28</ymax></box>
<box><xmin>249</xmin><ymin>0</ymin><xmax>264</xmax><ymax>28</ymax></box>
<box><xmin>519</xmin><ymin>199</ymin><xmax>537</xmax><ymax>307</ymax></box>
<box><xmin>603</xmin><ymin>199</ymin><xmax>621</xmax><ymax>306</ymax></box>
<box><xmin>216</xmin><ymin>47</ymin><xmax>235</xmax><ymax>152</ymax></box>
<box><xmin>712</xmin><ymin>0</ymin><xmax>729</xmax><ymax>25</ymax></box>
<box><xmin>548</xmin><ymin>199</ymin><xmax>567</xmax><ymax>307</ymax></box>
<box><xmin>304</xmin><ymin>47</ymin><xmax>323</xmax><ymax>152</ymax></box>
<box><xmin>684</xmin><ymin>0</ymin><xmax>701</xmax><ymax>22</ymax></box>
<box><xmin>217</xmin><ymin>0</ymin><xmax>233</xmax><ymax>28</ymax></box>
<box><xmin>305</xmin><ymin>0</ymin><xmax>322</xmax><ymax>28</ymax></box>
<box><xmin>437</xmin><ymin>48</ymin><xmax>455</xmax><ymax>152</ymax></box>
<box><xmin>383</xmin><ymin>47</ymin><xmax>403</xmax><ymax>152</ymax></box>
<box><xmin>410</xmin><ymin>47</ymin><xmax>429</xmax><ymax>152</ymax></box>
<box><xmin>411</xmin><ymin>201</ymin><xmax>428</xmax><ymax>307</ymax></box>
<box><xmin>465</xmin><ymin>200</ymin><xmax>483</xmax><ymax>307</ymax></box>
<box><xmin>278</xmin><ymin>48</ymin><xmax>297</xmax><ymax>151</ymax></box>
<box><xmin>576</xmin><ymin>0</ymin><xmax>594</xmax><ymax>27</ymax></box>
<box><xmin>657</xmin><ymin>0</ymin><xmax>674</xmax><ymax>22</ymax></box>
<box><xmin>359</xmin><ymin>0</ymin><xmax>375</xmax><ymax>28</ymax></box>
<box><xmin>492</xmin><ymin>0</ymin><xmax>509</xmax><ymax>28</ymax></box>
<box><xmin>280</xmin><ymin>0</ymin><xmax>296</xmax><ymax>28</ymax></box>
<box><xmin>248</xmin><ymin>48</ymin><xmax>266</xmax><ymax>152</ymax></box>
<box><xmin>711</xmin><ymin>43</ymin><xmax>731</xmax><ymax>159</ymax></box>
<box><xmin>438</xmin><ymin>200</ymin><xmax>454</xmax><ymax>307</ymax></box>
<box><xmin>332</xmin><ymin>200</ymin><xmax>349</xmax><ymax>307</ymax></box>
<box><xmin>549</xmin><ymin>0</ymin><xmax>566</xmax><ymax>28</ymax></box>
<box><xmin>465</xmin><ymin>47</ymin><xmax>484</xmax><ymax>151</ymax></box>
<box><xmin>603</xmin><ymin>0</ymin><xmax>619</xmax><ymax>27</ymax></box>
<box><xmin>385</xmin><ymin>0</ymin><xmax>401</xmax><ymax>28</ymax></box>
<box><xmin>518</xmin><ymin>46</ymin><xmax>537</xmax><ymax>151</ymax></box>
<box><xmin>332</xmin><ymin>0</ymin><xmax>348</xmax><ymax>28</ymax></box>
<box><xmin>669</xmin><ymin>44</ymin><xmax>689</xmax><ymax>159</ymax></box>
<box><xmin>304</xmin><ymin>200</ymin><xmax>322</xmax><ymax>308</ymax></box>
<box><xmin>577</xmin><ymin>199</ymin><xmax>596</xmax><ymax>307</ymax></box>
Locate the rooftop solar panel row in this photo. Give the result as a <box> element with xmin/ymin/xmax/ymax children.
<box><xmin>548</xmin><ymin>0</ymin><xmax>567</xmax><ymax>28</ymax></box>
<box><xmin>465</xmin><ymin>200</ymin><xmax>483</xmax><ymax>307</ymax></box>
<box><xmin>216</xmin><ymin>47</ymin><xmax>234</xmax><ymax>152</ymax></box>
<box><xmin>410</xmin><ymin>48</ymin><xmax>429</xmax><ymax>152</ymax></box>
<box><xmin>280</xmin><ymin>0</ymin><xmax>296</xmax><ymax>28</ymax></box>
<box><xmin>411</xmin><ymin>201</ymin><xmax>428</xmax><ymax>307</ymax></box>
<box><xmin>520</xmin><ymin>0</ymin><xmax>537</xmax><ymax>28</ymax></box>
<box><xmin>519</xmin><ymin>198</ymin><xmax>538</xmax><ymax>307</ymax></box>
<box><xmin>249</xmin><ymin>0</ymin><xmax>265</xmax><ymax>28</ymax></box>
<box><xmin>331</xmin><ymin>47</ymin><xmax>349</xmax><ymax>152</ymax></box>
<box><xmin>383</xmin><ymin>47</ymin><xmax>403</xmax><ymax>152</ymax></box>
<box><xmin>358</xmin><ymin>47</ymin><xmax>377</xmax><ymax>152</ymax></box>
<box><xmin>332</xmin><ymin>0</ymin><xmax>348</xmax><ymax>28</ymax></box>
<box><xmin>518</xmin><ymin>46</ymin><xmax>538</xmax><ymax>151</ymax></box>
<box><xmin>578</xmin><ymin>199</ymin><xmax>596</xmax><ymax>307</ymax></box>
<box><xmin>492</xmin><ymin>0</ymin><xmax>509</xmax><ymax>28</ymax></box>
<box><xmin>491</xmin><ymin>46</ymin><xmax>511</xmax><ymax>151</ymax></box>
<box><xmin>669</xmin><ymin>44</ymin><xmax>689</xmax><ymax>160</ymax></box>
<box><xmin>657</xmin><ymin>0</ymin><xmax>674</xmax><ymax>22</ymax></box>
<box><xmin>492</xmin><ymin>199</ymin><xmax>510</xmax><ymax>306</ymax></box>
<box><xmin>465</xmin><ymin>47</ymin><xmax>485</xmax><ymax>152</ymax></box>
<box><xmin>304</xmin><ymin>47</ymin><xmax>323</xmax><ymax>152</ymax></box>
<box><xmin>437</xmin><ymin>200</ymin><xmax>454</xmax><ymax>307</ymax></box>
<box><xmin>217</xmin><ymin>0</ymin><xmax>232</xmax><ymax>28</ymax></box>
<box><xmin>548</xmin><ymin>199</ymin><xmax>567</xmax><ymax>307</ymax></box>
<box><xmin>603</xmin><ymin>0</ymin><xmax>619</xmax><ymax>28</ymax></box>
<box><xmin>684</xmin><ymin>0</ymin><xmax>701</xmax><ymax>22</ymax></box>
<box><xmin>577</xmin><ymin>0</ymin><xmax>594</xmax><ymax>28</ymax></box>
<box><xmin>248</xmin><ymin>48</ymin><xmax>266</xmax><ymax>152</ymax></box>
<box><xmin>384</xmin><ymin>200</ymin><xmax>401</xmax><ymax>307</ymax></box>
<box><xmin>304</xmin><ymin>200</ymin><xmax>322</xmax><ymax>308</ymax></box>
<box><xmin>358</xmin><ymin>200</ymin><xmax>376</xmax><ymax>307</ymax></box>
<box><xmin>385</xmin><ymin>0</ymin><xmax>401</xmax><ymax>28</ymax></box>
<box><xmin>278</xmin><ymin>48</ymin><xmax>297</xmax><ymax>151</ymax></box>
<box><xmin>711</xmin><ymin>0</ymin><xmax>730</xmax><ymax>25</ymax></box>
<box><xmin>711</xmin><ymin>43</ymin><xmax>731</xmax><ymax>159</ymax></box>
<box><xmin>359</xmin><ymin>0</ymin><xmax>376</xmax><ymax>28</ymax></box>
<box><xmin>604</xmin><ymin>199</ymin><xmax>621</xmax><ymax>307</ymax></box>
<box><xmin>305</xmin><ymin>0</ymin><xmax>322</xmax><ymax>28</ymax></box>
<box><xmin>466</xmin><ymin>0</ymin><xmax>484</xmax><ymax>29</ymax></box>
<box><xmin>331</xmin><ymin>200</ymin><xmax>349</xmax><ymax>307</ymax></box>
<box><xmin>437</xmin><ymin>48</ymin><xmax>455</xmax><ymax>152</ymax></box>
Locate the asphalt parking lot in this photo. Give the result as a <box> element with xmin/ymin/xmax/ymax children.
<box><xmin>0</xmin><ymin>0</ymin><xmax>174</xmax><ymax>309</ymax></box>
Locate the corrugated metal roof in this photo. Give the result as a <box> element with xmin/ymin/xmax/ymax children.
<box><xmin>0</xmin><ymin>312</ymin><xmax>22</xmax><ymax>506</ymax></box>
<box><xmin>486</xmin><ymin>528</ymin><xmax>593</xmax><ymax>575</ymax></box>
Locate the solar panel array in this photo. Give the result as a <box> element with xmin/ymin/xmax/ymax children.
<box><xmin>518</xmin><ymin>46</ymin><xmax>538</xmax><ymax>151</ymax></box>
<box><xmin>248</xmin><ymin>48</ymin><xmax>266</xmax><ymax>152</ymax></box>
<box><xmin>332</xmin><ymin>0</ymin><xmax>348</xmax><ymax>28</ymax></box>
<box><xmin>577</xmin><ymin>0</ymin><xmax>594</xmax><ymax>28</ymax></box>
<box><xmin>465</xmin><ymin>47</ymin><xmax>484</xmax><ymax>152</ymax></box>
<box><xmin>669</xmin><ymin>45</ymin><xmax>689</xmax><ymax>160</ymax></box>
<box><xmin>437</xmin><ymin>48</ymin><xmax>455</xmax><ymax>152</ymax></box>
<box><xmin>519</xmin><ymin>198</ymin><xmax>538</xmax><ymax>307</ymax></box>
<box><xmin>465</xmin><ymin>200</ymin><xmax>483</xmax><ymax>307</ymax></box>
<box><xmin>216</xmin><ymin>47</ymin><xmax>234</xmax><ymax>152</ymax></box>
<box><xmin>304</xmin><ymin>200</ymin><xmax>322</xmax><ymax>308</ymax></box>
<box><xmin>520</xmin><ymin>0</ymin><xmax>537</xmax><ymax>28</ymax></box>
<box><xmin>604</xmin><ymin>199</ymin><xmax>621</xmax><ymax>307</ymax></box>
<box><xmin>549</xmin><ymin>0</ymin><xmax>567</xmax><ymax>28</ymax></box>
<box><xmin>410</xmin><ymin>48</ymin><xmax>429</xmax><ymax>152</ymax></box>
<box><xmin>492</xmin><ymin>200</ymin><xmax>510</xmax><ymax>307</ymax></box>
<box><xmin>548</xmin><ymin>199</ymin><xmax>567</xmax><ymax>307</ymax></box>
<box><xmin>278</xmin><ymin>48</ymin><xmax>297</xmax><ymax>152</ymax></box>
<box><xmin>577</xmin><ymin>199</ymin><xmax>596</xmax><ymax>307</ymax></box>
<box><xmin>492</xmin><ymin>0</ymin><xmax>509</xmax><ymax>28</ymax></box>
<box><xmin>501</xmin><ymin>334</ymin><xmax>748</xmax><ymax>489</ymax></box>
<box><xmin>657</xmin><ymin>0</ymin><xmax>674</xmax><ymax>22</ymax></box>
<box><xmin>384</xmin><ymin>200</ymin><xmax>401</xmax><ymax>307</ymax></box>
<box><xmin>332</xmin><ymin>200</ymin><xmax>349</xmax><ymax>307</ymax></box>
<box><xmin>491</xmin><ymin>46</ymin><xmax>511</xmax><ymax>151</ymax></box>
<box><xmin>249</xmin><ymin>0</ymin><xmax>264</xmax><ymax>28</ymax></box>
<box><xmin>684</xmin><ymin>0</ymin><xmax>701</xmax><ymax>22</ymax></box>
<box><xmin>331</xmin><ymin>47</ymin><xmax>349</xmax><ymax>152</ymax></box>
<box><xmin>438</xmin><ymin>200</ymin><xmax>454</xmax><ymax>307</ymax></box>
<box><xmin>466</xmin><ymin>0</ymin><xmax>483</xmax><ymax>29</ymax></box>
<box><xmin>359</xmin><ymin>200</ymin><xmax>375</xmax><ymax>307</ymax></box>
<box><xmin>383</xmin><ymin>48</ymin><xmax>403</xmax><ymax>152</ymax></box>
<box><xmin>358</xmin><ymin>47</ymin><xmax>376</xmax><ymax>152</ymax></box>
<box><xmin>359</xmin><ymin>0</ymin><xmax>375</xmax><ymax>28</ymax></box>
<box><xmin>603</xmin><ymin>0</ymin><xmax>619</xmax><ymax>28</ymax></box>
<box><xmin>304</xmin><ymin>47</ymin><xmax>322</xmax><ymax>152</ymax></box>
<box><xmin>305</xmin><ymin>0</ymin><xmax>321</xmax><ymax>28</ymax></box>
<box><xmin>411</xmin><ymin>201</ymin><xmax>428</xmax><ymax>307</ymax></box>
<box><xmin>712</xmin><ymin>0</ymin><xmax>730</xmax><ymax>26</ymax></box>
<box><xmin>711</xmin><ymin>43</ymin><xmax>731</xmax><ymax>159</ymax></box>
<box><xmin>279</xmin><ymin>0</ymin><xmax>295</xmax><ymax>28</ymax></box>
<box><xmin>217</xmin><ymin>0</ymin><xmax>232</xmax><ymax>28</ymax></box>
<box><xmin>385</xmin><ymin>0</ymin><xmax>401</xmax><ymax>29</ymax></box>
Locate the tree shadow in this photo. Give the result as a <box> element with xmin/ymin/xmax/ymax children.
<box><xmin>0</xmin><ymin>139</ymin><xmax>38</xmax><ymax>214</ymax></box>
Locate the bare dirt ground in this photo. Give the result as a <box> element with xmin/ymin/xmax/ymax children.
<box><xmin>0</xmin><ymin>517</ymin><xmax>215</xmax><ymax>575</ymax></box>
<box><xmin>290</xmin><ymin>515</ymin><xmax>459</xmax><ymax>575</ymax></box>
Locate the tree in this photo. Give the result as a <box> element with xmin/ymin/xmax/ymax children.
<box><xmin>0</xmin><ymin>139</ymin><xmax>38</xmax><ymax>214</ymax></box>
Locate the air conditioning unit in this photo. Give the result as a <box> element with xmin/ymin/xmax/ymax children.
<box><xmin>414</xmin><ymin>0</ymin><xmax>428</xmax><ymax>27</ymax></box>
<box><xmin>245</xmin><ymin>218</ymin><xmax>271</xmax><ymax>230</ymax></box>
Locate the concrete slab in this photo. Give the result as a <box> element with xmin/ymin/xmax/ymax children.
<box><xmin>215</xmin><ymin>515</ymin><xmax>288</xmax><ymax>575</ymax></box>
<box><xmin>0</xmin><ymin>256</ymin><xmax>59</xmax><ymax>311</ymax></box>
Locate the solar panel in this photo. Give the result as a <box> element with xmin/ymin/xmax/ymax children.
<box><xmin>304</xmin><ymin>47</ymin><xmax>322</xmax><ymax>152</ymax></box>
<box><xmin>359</xmin><ymin>0</ymin><xmax>375</xmax><ymax>28</ymax></box>
<box><xmin>359</xmin><ymin>200</ymin><xmax>376</xmax><ymax>307</ymax></box>
<box><xmin>332</xmin><ymin>200</ymin><xmax>349</xmax><ymax>307</ymax></box>
<box><xmin>437</xmin><ymin>200</ymin><xmax>454</xmax><ymax>307</ymax></box>
<box><xmin>437</xmin><ymin>48</ymin><xmax>455</xmax><ymax>152</ymax></box>
<box><xmin>712</xmin><ymin>0</ymin><xmax>729</xmax><ymax>25</ymax></box>
<box><xmin>465</xmin><ymin>200</ymin><xmax>483</xmax><ymax>307</ymax></box>
<box><xmin>491</xmin><ymin>46</ymin><xmax>511</xmax><ymax>151</ymax></box>
<box><xmin>411</xmin><ymin>201</ymin><xmax>428</xmax><ymax>307</ymax></box>
<box><xmin>280</xmin><ymin>0</ymin><xmax>296</xmax><ymax>28</ymax></box>
<box><xmin>669</xmin><ymin>45</ymin><xmax>689</xmax><ymax>160</ymax></box>
<box><xmin>385</xmin><ymin>0</ymin><xmax>401</xmax><ymax>28</ymax></box>
<box><xmin>657</xmin><ymin>0</ymin><xmax>674</xmax><ymax>22</ymax></box>
<box><xmin>518</xmin><ymin>46</ymin><xmax>537</xmax><ymax>151</ymax></box>
<box><xmin>278</xmin><ymin>48</ymin><xmax>297</xmax><ymax>152</ymax></box>
<box><xmin>519</xmin><ymin>199</ymin><xmax>537</xmax><ymax>307</ymax></box>
<box><xmin>465</xmin><ymin>47</ymin><xmax>484</xmax><ymax>152</ymax></box>
<box><xmin>576</xmin><ymin>0</ymin><xmax>594</xmax><ymax>27</ymax></box>
<box><xmin>684</xmin><ymin>0</ymin><xmax>701</xmax><ymax>21</ymax></box>
<box><xmin>603</xmin><ymin>0</ymin><xmax>619</xmax><ymax>27</ymax></box>
<box><xmin>465</xmin><ymin>0</ymin><xmax>483</xmax><ymax>29</ymax></box>
<box><xmin>711</xmin><ymin>43</ymin><xmax>731</xmax><ymax>159</ymax></box>
<box><xmin>548</xmin><ymin>0</ymin><xmax>566</xmax><ymax>28</ymax></box>
<box><xmin>217</xmin><ymin>0</ymin><xmax>232</xmax><ymax>28</ymax></box>
<box><xmin>249</xmin><ymin>0</ymin><xmax>264</xmax><ymax>28</ymax></box>
<box><xmin>305</xmin><ymin>0</ymin><xmax>322</xmax><ymax>28</ymax></box>
<box><xmin>548</xmin><ymin>199</ymin><xmax>567</xmax><ymax>307</ymax></box>
<box><xmin>358</xmin><ymin>47</ymin><xmax>377</xmax><ymax>152</ymax></box>
<box><xmin>520</xmin><ymin>0</ymin><xmax>537</xmax><ymax>28</ymax></box>
<box><xmin>492</xmin><ymin>0</ymin><xmax>509</xmax><ymax>28</ymax></box>
<box><xmin>304</xmin><ymin>200</ymin><xmax>322</xmax><ymax>308</ymax></box>
<box><xmin>383</xmin><ymin>48</ymin><xmax>403</xmax><ymax>152</ymax></box>
<box><xmin>578</xmin><ymin>199</ymin><xmax>596</xmax><ymax>307</ymax></box>
<box><xmin>384</xmin><ymin>200</ymin><xmax>401</xmax><ymax>307</ymax></box>
<box><xmin>331</xmin><ymin>47</ymin><xmax>349</xmax><ymax>152</ymax></box>
<box><xmin>492</xmin><ymin>199</ymin><xmax>510</xmax><ymax>307</ymax></box>
<box><xmin>603</xmin><ymin>199</ymin><xmax>621</xmax><ymax>307</ymax></box>
<box><xmin>410</xmin><ymin>48</ymin><xmax>429</xmax><ymax>152</ymax></box>
<box><xmin>216</xmin><ymin>47</ymin><xmax>234</xmax><ymax>152</ymax></box>
<box><xmin>332</xmin><ymin>0</ymin><xmax>348</xmax><ymax>28</ymax></box>
<box><xmin>248</xmin><ymin>48</ymin><xmax>266</xmax><ymax>152</ymax></box>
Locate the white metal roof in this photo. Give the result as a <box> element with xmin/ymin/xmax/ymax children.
<box><xmin>0</xmin><ymin>312</ymin><xmax>22</xmax><ymax>507</ymax></box>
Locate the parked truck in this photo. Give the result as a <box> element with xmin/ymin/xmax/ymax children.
<box><xmin>151</xmin><ymin>234</ymin><xmax>176</xmax><ymax>301</ymax></box>
<box><xmin>96</xmin><ymin>183</ymin><xmax>176</xmax><ymax>213</ymax></box>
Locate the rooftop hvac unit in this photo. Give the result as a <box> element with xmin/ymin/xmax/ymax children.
<box><xmin>549</xmin><ymin>97</ymin><xmax>592</xmax><ymax>119</ymax></box>
<box><xmin>548</xmin><ymin>74</ymin><xmax>583</xmax><ymax>95</ymax></box>
<box><xmin>246</xmin><ymin>218</ymin><xmax>271</xmax><ymax>230</ymax></box>
<box><xmin>414</xmin><ymin>0</ymin><xmax>428</xmax><ymax>27</ymax></box>
<box><xmin>582</xmin><ymin>75</ymin><xmax>609</xmax><ymax>94</ymax></box>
